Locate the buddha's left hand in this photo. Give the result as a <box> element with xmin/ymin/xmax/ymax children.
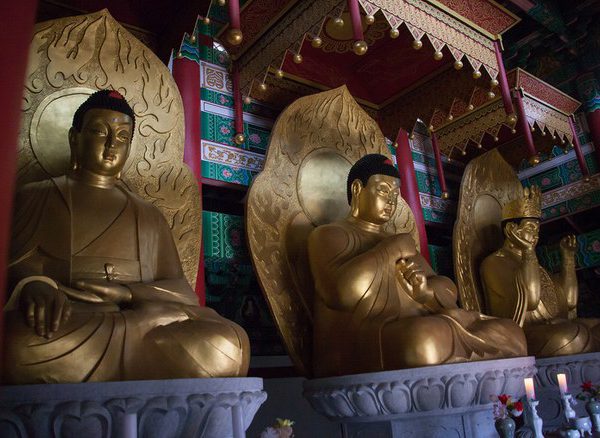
<box><xmin>559</xmin><ymin>234</ymin><xmax>577</xmax><ymax>255</ymax></box>
<box><xmin>73</xmin><ymin>279</ymin><xmax>133</xmax><ymax>304</ymax></box>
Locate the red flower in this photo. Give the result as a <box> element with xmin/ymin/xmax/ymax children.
<box><xmin>512</xmin><ymin>401</ymin><xmax>524</xmax><ymax>412</ymax></box>
<box><xmin>582</xmin><ymin>381</ymin><xmax>594</xmax><ymax>392</ymax></box>
<box><xmin>498</xmin><ymin>394</ymin><xmax>510</xmax><ymax>405</ymax></box>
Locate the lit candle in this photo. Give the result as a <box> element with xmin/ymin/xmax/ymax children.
<box><xmin>557</xmin><ymin>373</ymin><xmax>568</xmax><ymax>395</ymax></box>
<box><xmin>524</xmin><ymin>377</ymin><xmax>536</xmax><ymax>400</ymax></box>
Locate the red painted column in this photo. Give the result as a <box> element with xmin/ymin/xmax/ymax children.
<box><xmin>172</xmin><ymin>56</ymin><xmax>206</xmax><ymax>305</ymax></box>
<box><xmin>513</xmin><ymin>89</ymin><xmax>540</xmax><ymax>165</ymax></box>
<box><xmin>395</xmin><ymin>129</ymin><xmax>431</xmax><ymax>262</ymax></box>
<box><xmin>430</xmin><ymin>131</ymin><xmax>449</xmax><ymax>199</ymax></box>
<box><xmin>232</xmin><ymin>62</ymin><xmax>244</xmax><ymax>141</ymax></box>
<box><xmin>347</xmin><ymin>0</ymin><xmax>364</xmax><ymax>41</ymax></box>
<box><xmin>0</xmin><ymin>0</ymin><xmax>37</xmax><ymax>353</ymax></box>
<box><xmin>493</xmin><ymin>41</ymin><xmax>516</xmax><ymax>118</ymax></box>
<box><xmin>568</xmin><ymin>116</ymin><xmax>590</xmax><ymax>181</ymax></box>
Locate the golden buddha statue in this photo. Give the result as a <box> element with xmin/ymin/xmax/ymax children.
<box><xmin>480</xmin><ymin>185</ymin><xmax>600</xmax><ymax>357</ymax></box>
<box><xmin>3</xmin><ymin>90</ymin><xmax>249</xmax><ymax>384</ymax></box>
<box><xmin>306</xmin><ymin>154</ymin><xmax>526</xmax><ymax>376</ymax></box>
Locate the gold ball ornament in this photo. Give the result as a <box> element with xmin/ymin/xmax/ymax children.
<box><xmin>226</xmin><ymin>28</ymin><xmax>243</xmax><ymax>46</ymax></box>
<box><xmin>203</xmin><ymin>16</ymin><xmax>211</xmax><ymax>25</ymax></box>
<box><xmin>531</xmin><ymin>126</ymin><xmax>536</xmax><ymax>133</ymax></box>
<box><xmin>494</xmin><ymin>136</ymin><xmax>499</xmax><ymax>142</ymax></box>
<box><xmin>477</xmin><ymin>143</ymin><xmax>482</xmax><ymax>149</ymax></box>
<box><xmin>412</xmin><ymin>40</ymin><xmax>423</xmax><ymax>50</ymax></box>
<box><xmin>584</xmin><ymin>175</ymin><xmax>591</xmax><ymax>182</ymax></box>
<box><xmin>454</xmin><ymin>60</ymin><xmax>463</xmax><ymax>70</ymax></box>
<box><xmin>311</xmin><ymin>37</ymin><xmax>322</xmax><ymax>48</ymax></box>
<box><xmin>473</xmin><ymin>70</ymin><xmax>482</xmax><ymax>79</ymax></box>
<box><xmin>353</xmin><ymin>40</ymin><xmax>368</xmax><ymax>55</ymax></box>
<box><xmin>293</xmin><ymin>53</ymin><xmax>303</xmax><ymax>64</ymax></box>
<box><xmin>461</xmin><ymin>149</ymin><xmax>467</xmax><ymax>156</ymax></box>
<box><xmin>409</xmin><ymin>133</ymin><xmax>415</xmax><ymax>140</ymax></box>
<box><xmin>234</xmin><ymin>133</ymin><xmax>245</xmax><ymax>145</ymax></box>
<box><xmin>176</xmin><ymin>51</ymin><xmax>183</xmax><ymax>59</ymax></box>
<box><xmin>490</xmin><ymin>78</ymin><xmax>499</xmax><ymax>88</ymax></box>
<box><xmin>390</xmin><ymin>28</ymin><xmax>400</xmax><ymax>39</ymax></box>
<box><xmin>333</xmin><ymin>17</ymin><xmax>344</xmax><ymax>27</ymax></box>
<box><xmin>259</xmin><ymin>82</ymin><xmax>267</xmax><ymax>91</ymax></box>
<box><xmin>541</xmin><ymin>130</ymin><xmax>546</xmax><ymax>136</ymax></box>
<box><xmin>275</xmin><ymin>69</ymin><xmax>284</xmax><ymax>79</ymax></box>
<box><xmin>365</xmin><ymin>15</ymin><xmax>375</xmax><ymax>25</ymax></box>
<box><xmin>487</xmin><ymin>91</ymin><xmax>496</xmax><ymax>99</ymax></box>
<box><xmin>434</xmin><ymin>51</ymin><xmax>443</xmax><ymax>61</ymax></box>
<box><xmin>447</xmin><ymin>114</ymin><xmax>454</xmax><ymax>121</ymax></box>
<box><xmin>528</xmin><ymin>155</ymin><xmax>540</xmax><ymax>166</ymax></box>
<box><xmin>467</xmin><ymin>104</ymin><xmax>474</xmax><ymax>111</ymax></box>
<box><xmin>218</xmin><ymin>0</ymin><xmax>226</xmax><ymax>5</ymax></box>
<box><xmin>511</xmin><ymin>129</ymin><xmax>517</xmax><ymax>134</ymax></box>
<box><xmin>243</xmin><ymin>96</ymin><xmax>251</xmax><ymax>105</ymax></box>
<box><xmin>441</xmin><ymin>192</ymin><xmax>450</xmax><ymax>200</ymax></box>
<box><xmin>190</xmin><ymin>35</ymin><xmax>196</xmax><ymax>43</ymax></box>
<box><xmin>506</xmin><ymin>114</ymin><xmax>518</xmax><ymax>124</ymax></box>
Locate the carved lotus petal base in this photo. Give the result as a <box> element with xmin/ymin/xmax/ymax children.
<box><xmin>0</xmin><ymin>378</ymin><xmax>266</xmax><ymax>438</ymax></box>
<box><xmin>303</xmin><ymin>356</ymin><xmax>536</xmax><ymax>438</ymax></box>
<box><xmin>534</xmin><ymin>352</ymin><xmax>600</xmax><ymax>431</ymax></box>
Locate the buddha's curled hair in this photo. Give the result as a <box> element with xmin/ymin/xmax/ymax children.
<box><xmin>72</xmin><ymin>90</ymin><xmax>136</xmax><ymax>134</ymax></box>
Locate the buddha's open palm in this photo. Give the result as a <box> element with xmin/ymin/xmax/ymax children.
<box><xmin>559</xmin><ymin>234</ymin><xmax>577</xmax><ymax>254</ymax></box>
<box><xmin>397</xmin><ymin>259</ymin><xmax>433</xmax><ymax>304</ymax></box>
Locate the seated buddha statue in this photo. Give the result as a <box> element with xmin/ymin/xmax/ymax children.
<box><xmin>3</xmin><ymin>90</ymin><xmax>249</xmax><ymax>384</ymax></box>
<box><xmin>308</xmin><ymin>154</ymin><xmax>527</xmax><ymax>377</ymax></box>
<box><xmin>481</xmin><ymin>185</ymin><xmax>600</xmax><ymax>357</ymax></box>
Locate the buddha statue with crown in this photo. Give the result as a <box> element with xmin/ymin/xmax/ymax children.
<box><xmin>3</xmin><ymin>90</ymin><xmax>250</xmax><ymax>384</ymax></box>
<box><xmin>480</xmin><ymin>185</ymin><xmax>600</xmax><ymax>357</ymax></box>
<box><xmin>307</xmin><ymin>154</ymin><xmax>527</xmax><ymax>377</ymax></box>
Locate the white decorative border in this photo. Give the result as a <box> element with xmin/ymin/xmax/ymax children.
<box><xmin>201</xmin><ymin>140</ymin><xmax>265</xmax><ymax>172</ymax></box>
<box><xmin>541</xmin><ymin>173</ymin><xmax>600</xmax><ymax>209</ymax></box>
<box><xmin>420</xmin><ymin>192</ymin><xmax>456</xmax><ymax>211</ymax></box>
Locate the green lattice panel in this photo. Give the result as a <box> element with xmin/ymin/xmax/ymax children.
<box><xmin>537</xmin><ymin>228</ymin><xmax>600</xmax><ymax>273</ymax></box>
<box><xmin>428</xmin><ymin>244</ymin><xmax>454</xmax><ymax>278</ymax></box>
<box><xmin>542</xmin><ymin>189</ymin><xmax>600</xmax><ymax>220</ymax></box>
<box><xmin>201</xmin><ymin>112</ymin><xmax>270</xmax><ymax>152</ymax></box>
<box><xmin>201</xmin><ymin>161</ymin><xmax>257</xmax><ymax>186</ymax></box>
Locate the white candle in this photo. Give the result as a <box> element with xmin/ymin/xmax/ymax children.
<box><xmin>524</xmin><ymin>377</ymin><xmax>536</xmax><ymax>400</ymax></box>
<box><xmin>557</xmin><ymin>373</ymin><xmax>568</xmax><ymax>395</ymax></box>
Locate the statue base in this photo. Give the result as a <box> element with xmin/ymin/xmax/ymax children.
<box><xmin>303</xmin><ymin>356</ymin><xmax>536</xmax><ymax>438</ymax></box>
<box><xmin>535</xmin><ymin>352</ymin><xmax>600</xmax><ymax>431</ymax></box>
<box><xmin>0</xmin><ymin>377</ymin><xmax>266</xmax><ymax>438</ymax></box>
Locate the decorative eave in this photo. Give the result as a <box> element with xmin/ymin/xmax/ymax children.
<box><xmin>235</xmin><ymin>0</ymin><xmax>508</xmax><ymax>97</ymax></box>
<box><xmin>434</xmin><ymin>68</ymin><xmax>581</xmax><ymax>157</ymax></box>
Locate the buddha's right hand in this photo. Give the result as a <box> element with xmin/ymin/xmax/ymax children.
<box><xmin>379</xmin><ymin>233</ymin><xmax>417</xmax><ymax>260</ymax></box>
<box><xmin>20</xmin><ymin>281</ymin><xmax>71</xmax><ymax>338</ymax></box>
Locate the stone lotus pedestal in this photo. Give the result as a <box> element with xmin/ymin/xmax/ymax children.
<box><xmin>0</xmin><ymin>377</ymin><xmax>266</xmax><ymax>438</ymax></box>
<box><xmin>534</xmin><ymin>352</ymin><xmax>600</xmax><ymax>431</ymax></box>
<box><xmin>303</xmin><ymin>356</ymin><xmax>536</xmax><ymax>438</ymax></box>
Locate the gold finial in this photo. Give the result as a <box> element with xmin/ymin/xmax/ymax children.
<box><xmin>433</xmin><ymin>51</ymin><xmax>443</xmax><ymax>61</ymax></box>
<box><xmin>226</xmin><ymin>28</ymin><xmax>243</xmax><ymax>45</ymax></box>
<box><xmin>502</xmin><ymin>185</ymin><xmax>542</xmax><ymax>220</ymax></box>
<box><xmin>389</xmin><ymin>28</ymin><xmax>400</xmax><ymax>39</ymax></box>
<box><xmin>311</xmin><ymin>36</ymin><xmax>322</xmax><ymax>48</ymax></box>
<box><xmin>293</xmin><ymin>53</ymin><xmax>303</xmax><ymax>64</ymax></box>
<box><xmin>454</xmin><ymin>60</ymin><xmax>463</xmax><ymax>70</ymax></box>
<box><xmin>234</xmin><ymin>133</ymin><xmax>246</xmax><ymax>144</ymax></box>
<box><xmin>365</xmin><ymin>15</ymin><xmax>375</xmax><ymax>25</ymax></box>
<box><xmin>353</xmin><ymin>40</ymin><xmax>368</xmax><ymax>55</ymax></box>
<box><xmin>412</xmin><ymin>40</ymin><xmax>423</xmax><ymax>50</ymax></box>
<box><xmin>473</xmin><ymin>70</ymin><xmax>482</xmax><ymax>79</ymax></box>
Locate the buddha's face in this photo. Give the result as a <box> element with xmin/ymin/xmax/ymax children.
<box><xmin>352</xmin><ymin>174</ymin><xmax>400</xmax><ymax>225</ymax></box>
<box><xmin>69</xmin><ymin>108</ymin><xmax>133</xmax><ymax>177</ymax></box>
<box><xmin>505</xmin><ymin>218</ymin><xmax>540</xmax><ymax>248</ymax></box>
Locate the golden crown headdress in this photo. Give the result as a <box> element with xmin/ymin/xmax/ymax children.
<box><xmin>502</xmin><ymin>185</ymin><xmax>542</xmax><ymax>220</ymax></box>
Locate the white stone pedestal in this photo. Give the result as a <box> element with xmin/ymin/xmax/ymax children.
<box><xmin>303</xmin><ymin>356</ymin><xmax>536</xmax><ymax>438</ymax></box>
<box><xmin>0</xmin><ymin>377</ymin><xmax>266</xmax><ymax>438</ymax></box>
<box><xmin>535</xmin><ymin>352</ymin><xmax>600</xmax><ymax>431</ymax></box>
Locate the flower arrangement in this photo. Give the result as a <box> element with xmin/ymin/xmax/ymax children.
<box><xmin>576</xmin><ymin>381</ymin><xmax>599</xmax><ymax>402</ymax></box>
<box><xmin>492</xmin><ymin>394</ymin><xmax>524</xmax><ymax>420</ymax></box>
<box><xmin>260</xmin><ymin>418</ymin><xmax>295</xmax><ymax>438</ymax></box>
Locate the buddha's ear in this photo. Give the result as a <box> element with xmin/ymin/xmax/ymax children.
<box><xmin>350</xmin><ymin>179</ymin><xmax>362</xmax><ymax>217</ymax></box>
<box><xmin>68</xmin><ymin>127</ymin><xmax>79</xmax><ymax>171</ymax></box>
<box><xmin>504</xmin><ymin>221</ymin><xmax>516</xmax><ymax>238</ymax></box>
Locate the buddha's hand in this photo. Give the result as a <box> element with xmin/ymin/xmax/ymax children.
<box><xmin>73</xmin><ymin>279</ymin><xmax>133</xmax><ymax>304</ymax></box>
<box><xmin>559</xmin><ymin>235</ymin><xmax>577</xmax><ymax>257</ymax></box>
<box><xmin>20</xmin><ymin>281</ymin><xmax>71</xmax><ymax>338</ymax></box>
<box><xmin>397</xmin><ymin>259</ymin><xmax>433</xmax><ymax>304</ymax></box>
<box><xmin>380</xmin><ymin>233</ymin><xmax>417</xmax><ymax>260</ymax></box>
<box><xmin>510</xmin><ymin>228</ymin><xmax>538</xmax><ymax>253</ymax></box>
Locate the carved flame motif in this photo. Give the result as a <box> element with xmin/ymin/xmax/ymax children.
<box><xmin>18</xmin><ymin>9</ymin><xmax>201</xmax><ymax>287</ymax></box>
<box><xmin>247</xmin><ymin>86</ymin><xmax>417</xmax><ymax>375</ymax></box>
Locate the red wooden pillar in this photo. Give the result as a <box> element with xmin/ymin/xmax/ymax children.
<box><xmin>172</xmin><ymin>55</ymin><xmax>206</xmax><ymax>305</ymax></box>
<box><xmin>0</xmin><ymin>0</ymin><xmax>38</xmax><ymax>352</ymax></box>
<box><xmin>493</xmin><ymin>41</ymin><xmax>516</xmax><ymax>118</ymax></box>
<box><xmin>576</xmin><ymin>72</ymin><xmax>600</xmax><ymax>170</ymax></box>
<box><xmin>568</xmin><ymin>117</ymin><xmax>590</xmax><ymax>181</ymax></box>
<box><xmin>588</xmin><ymin>110</ymin><xmax>600</xmax><ymax>169</ymax></box>
<box><xmin>513</xmin><ymin>89</ymin><xmax>539</xmax><ymax>165</ymax></box>
<box><xmin>395</xmin><ymin>129</ymin><xmax>431</xmax><ymax>262</ymax></box>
